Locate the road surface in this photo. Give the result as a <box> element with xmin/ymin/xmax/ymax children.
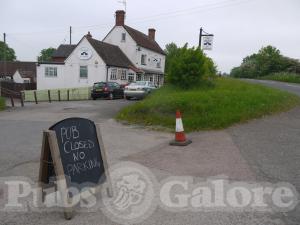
<box><xmin>0</xmin><ymin>80</ymin><xmax>300</xmax><ymax>225</ymax></box>
<box><xmin>229</xmin><ymin>79</ymin><xmax>300</xmax><ymax>224</ymax></box>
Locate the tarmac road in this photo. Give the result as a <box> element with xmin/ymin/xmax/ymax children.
<box><xmin>229</xmin><ymin>79</ymin><xmax>300</xmax><ymax>224</ymax></box>
<box><xmin>0</xmin><ymin>80</ymin><xmax>300</xmax><ymax>225</ymax></box>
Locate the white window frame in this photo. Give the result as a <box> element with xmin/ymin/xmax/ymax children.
<box><xmin>120</xmin><ymin>69</ymin><xmax>127</xmax><ymax>80</ymax></box>
<box><xmin>45</xmin><ymin>67</ymin><xmax>57</xmax><ymax>77</ymax></box>
<box><xmin>136</xmin><ymin>74</ymin><xmax>142</xmax><ymax>81</ymax></box>
<box><xmin>110</xmin><ymin>68</ymin><xmax>117</xmax><ymax>80</ymax></box>
<box><xmin>149</xmin><ymin>76</ymin><xmax>153</xmax><ymax>82</ymax></box>
<box><xmin>128</xmin><ymin>73</ymin><xmax>135</xmax><ymax>82</ymax></box>
<box><xmin>141</xmin><ymin>54</ymin><xmax>147</xmax><ymax>65</ymax></box>
<box><xmin>79</xmin><ymin>66</ymin><xmax>88</xmax><ymax>79</ymax></box>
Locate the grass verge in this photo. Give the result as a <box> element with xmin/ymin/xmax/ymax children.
<box><xmin>116</xmin><ymin>78</ymin><xmax>300</xmax><ymax>132</ymax></box>
<box><xmin>0</xmin><ymin>97</ymin><xmax>5</xmax><ymax>111</ymax></box>
<box><xmin>260</xmin><ymin>72</ymin><xmax>300</xmax><ymax>84</ymax></box>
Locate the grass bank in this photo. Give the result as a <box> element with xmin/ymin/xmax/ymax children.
<box><xmin>116</xmin><ymin>78</ymin><xmax>300</xmax><ymax>132</ymax></box>
<box><xmin>260</xmin><ymin>72</ymin><xmax>300</xmax><ymax>84</ymax></box>
<box><xmin>0</xmin><ymin>97</ymin><xmax>5</xmax><ymax>111</ymax></box>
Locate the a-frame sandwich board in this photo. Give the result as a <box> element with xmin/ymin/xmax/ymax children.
<box><xmin>38</xmin><ymin>118</ymin><xmax>112</xmax><ymax>220</ymax></box>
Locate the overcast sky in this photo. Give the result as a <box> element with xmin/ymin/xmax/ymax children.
<box><xmin>0</xmin><ymin>0</ymin><xmax>299</xmax><ymax>72</ymax></box>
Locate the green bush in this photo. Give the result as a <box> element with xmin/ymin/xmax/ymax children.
<box><xmin>0</xmin><ymin>97</ymin><xmax>5</xmax><ymax>111</ymax></box>
<box><xmin>230</xmin><ymin>45</ymin><xmax>300</xmax><ymax>78</ymax></box>
<box><xmin>165</xmin><ymin>44</ymin><xmax>216</xmax><ymax>88</ymax></box>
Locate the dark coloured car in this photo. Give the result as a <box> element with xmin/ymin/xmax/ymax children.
<box><xmin>91</xmin><ymin>82</ymin><xmax>124</xmax><ymax>100</ymax></box>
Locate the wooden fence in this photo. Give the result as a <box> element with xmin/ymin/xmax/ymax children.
<box><xmin>0</xmin><ymin>81</ymin><xmax>36</xmax><ymax>98</ymax></box>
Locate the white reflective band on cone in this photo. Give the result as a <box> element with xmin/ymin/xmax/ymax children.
<box><xmin>176</xmin><ymin>118</ymin><xmax>184</xmax><ymax>132</ymax></box>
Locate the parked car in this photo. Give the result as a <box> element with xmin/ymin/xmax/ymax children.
<box><xmin>120</xmin><ymin>83</ymin><xmax>130</xmax><ymax>89</ymax></box>
<box><xmin>124</xmin><ymin>81</ymin><xmax>157</xmax><ymax>100</ymax></box>
<box><xmin>91</xmin><ymin>82</ymin><xmax>124</xmax><ymax>100</ymax></box>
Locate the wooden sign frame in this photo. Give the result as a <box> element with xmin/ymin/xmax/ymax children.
<box><xmin>38</xmin><ymin>124</ymin><xmax>112</xmax><ymax>220</ymax></box>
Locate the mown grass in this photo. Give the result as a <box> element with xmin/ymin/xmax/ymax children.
<box><xmin>260</xmin><ymin>72</ymin><xmax>300</xmax><ymax>84</ymax></box>
<box><xmin>116</xmin><ymin>78</ymin><xmax>300</xmax><ymax>132</ymax></box>
<box><xmin>0</xmin><ymin>97</ymin><xmax>5</xmax><ymax>111</ymax></box>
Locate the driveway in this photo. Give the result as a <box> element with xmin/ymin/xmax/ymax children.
<box><xmin>0</xmin><ymin>80</ymin><xmax>300</xmax><ymax>225</ymax></box>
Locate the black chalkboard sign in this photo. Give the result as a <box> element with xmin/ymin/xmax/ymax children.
<box><xmin>38</xmin><ymin>118</ymin><xmax>112</xmax><ymax>220</ymax></box>
<box><xmin>49</xmin><ymin>118</ymin><xmax>106</xmax><ymax>190</ymax></box>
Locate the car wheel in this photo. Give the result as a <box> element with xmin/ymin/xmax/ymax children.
<box><xmin>92</xmin><ymin>97</ymin><xmax>96</xmax><ymax>100</ymax></box>
<box><xmin>125</xmin><ymin>96</ymin><xmax>131</xmax><ymax>100</ymax></box>
<box><xmin>109</xmin><ymin>93</ymin><xmax>114</xmax><ymax>100</ymax></box>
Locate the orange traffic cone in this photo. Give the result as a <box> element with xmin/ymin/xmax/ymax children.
<box><xmin>169</xmin><ymin>110</ymin><xmax>192</xmax><ymax>146</ymax></box>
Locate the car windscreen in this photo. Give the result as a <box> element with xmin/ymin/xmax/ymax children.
<box><xmin>94</xmin><ymin>83</ymin><xmax>105</xmax><ymax>88</ymax></box>
<box><xmin>134</xmin><ymin>81</ymin><xmax>146</xmax><ymax>86</ymax></box>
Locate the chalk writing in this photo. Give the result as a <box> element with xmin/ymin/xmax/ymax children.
<box><xmin>50</xmin><ymin>118</ymin><xmax>106</xmax><ymax>189</ymax></box>
<box><xmin>63</xmin><ymin>140</ymin><xmax>94</xmax><ymax>153</ymax></box>
<box><xmin>67</xmin><ymin>157</ymin><xmax>101</xmax><ymax>176</ymax></box>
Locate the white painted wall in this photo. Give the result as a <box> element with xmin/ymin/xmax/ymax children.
<box><xmin>12</xmin><ymin>70</ymin><xmax>31</xmax><ymax>83</ymax></box>
<box><xmin>37</xmin><ymin>32</ymin><xmax>166</xmax><ymax>90</ymax></box>
<box><xmin>104</xmin><ymin>26</ymin><xmax>138</xmax><ymax>66</ymax></box>
<box><xmin>37</xmin><ymin>64</ymin><xmax>65</xmax><ymax>90</ymax></box>
<box><xmin>136</xmin><ymin>47</ymin><xmax>165</xmax><ymax>73</ymax></box>
<box><xmin>103</xmin><ymin>26</ymin><xmax>165</xmax><ymax>74</ymax></box>
<box><xmin>37</xmin><ymin>38</ymin><xmax>108</xmax><ymax>90</ymax></box>
<box><xmin>12</xmin><ymin>70</ymin><xmax>25</xmax><ymax>83</ymax></box>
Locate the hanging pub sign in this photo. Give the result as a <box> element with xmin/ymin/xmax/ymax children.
<box><xmin>202</xmin><ymin>35</ymin><xmax>214</xmax><ymax>50</ymax></box>
<box><xmin>38</xmin><ymin>117</ymin><xmax>112</xmax><ymax>220</ymax></box>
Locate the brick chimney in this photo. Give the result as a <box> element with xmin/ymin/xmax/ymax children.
<box><xmin>85</xmin><ymin>31</ymin><xmax>92</xmax><ymax>38</ymax></box>
<box><xmin>148</xmin><ymin>28</ymin><xmax>156</xmax><ymax>41</ymax></box>
<box><xmin>115</xmin><ymin>10</ymin><xmax>125</xmax><ymax>26</ymax></box>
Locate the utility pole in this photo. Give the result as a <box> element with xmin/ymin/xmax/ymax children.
<box><xmin>69</xmin><ymin>26</ymin><xmax>72</xmax><ymax>45</ymax></box>
<box><xmin>3</xmin><ymin>33</ymin><xmax>7</xmax><ymax>78</ymax></box>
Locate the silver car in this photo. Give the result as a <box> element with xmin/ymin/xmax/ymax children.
<box><xmin>124</xmin><ymin>81</ymin><xmax>156</xmax><ymax>100</ymax></box>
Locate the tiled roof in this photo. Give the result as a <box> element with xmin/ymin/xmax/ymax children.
<box><xmin>87</xmin><ymin>38</ymin><xmax>134</xmax><ymax>68</ymax></box>
<box><xmin>124</xmin><ymin>25</ymin><xmax>165</xmax><ymax>55</ymax></box>
<box><xmin>52</xmin><ymin>44</ymin><xmax>76</xmax><ymax>58</ymax></box>
<box><xmin>0</xmin><ymin>61</ymin><xmax>36</xmax><ymax>79</ymax></box>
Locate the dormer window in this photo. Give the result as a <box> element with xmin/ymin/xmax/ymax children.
<box><xmin>121</xmin><ymin>33</ymin><xmax>126</xmax><ymax>42</ymax></box>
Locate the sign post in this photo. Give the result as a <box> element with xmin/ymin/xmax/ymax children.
<box><xmin>38</xmin><ymin>118</ymin><xmax>112</xmax><ymax>220</ymax></box>
<box><xmin>199</xmin><ymin>27</ymin><xmax>214</xmax><ymax>50</ymax></box>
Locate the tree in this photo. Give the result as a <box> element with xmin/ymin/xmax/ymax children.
<box><xmin>255</xmin><ymin>45</ymin><xmax>282</xmax><ymax>76</ymax></box>
<box><xmin>168</xmin><ymin>45</ymin><xmax>216</xmax><ymax>88</ymax></box>
<box><xmin>164</xmin><ymin>43</ymin><xmax>179</xmax><ymax>77</ymax></box>
<box><xmin>0</xmin><ymin>41</ymin><xmax>16</xmax><ymax>61</ymax></box>
<box><xmin>230</xmin><ymin>45</ymin><xmax>300</xmax><ymax>78</ymax></box>
<box><xmin>203</xmin><ymin>57</ymin><xmax>217</xmax><ymax>78</ymax></box>
<box><xmin>280</xmin><ymin>56</ymin><xmax>300</xmax><ymax>74</ymax></box>
<box><xmin>37</xmin><ymin>47</ymin><xmax>56</xmax><ymax>62</ymax></box>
